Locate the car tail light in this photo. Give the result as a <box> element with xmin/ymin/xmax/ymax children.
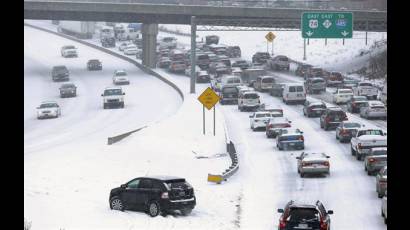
<box><xmin>161</xmin><ymin>192</ymin><xmax>169</xmax><ymax>199</ymax></box>
<box><xmin>352</xmin><ymin>102</ymin><xmax>356</xmax><ymax>107</ymax></box>
<box><xmin>369</xmin><ymin>158</ymin><xmax>376</xmax><ymax>163</ymax></box>
<box><xmin>320</xmin><ymin>219</ymin><xmax>328</xmax><ymax>230</ymax></box>
<box><xmin>323</xmin><ymin>162</ymin><xmax>329</xmax><ymax>166</ymax></box>
<box><xmin>325</xmin><ymin>116</ymin><xmax>330</xmax><ymax>123</ymax></box>
<box><xmin>358</xmin><ymin>143</ymin><xmax>362</xmax><ymax>149</ymax></box>
<box><xmin>341</xmin><ymin>129</ymin><xmax>348</xmax><ymax>135</ymax></box>
<box><xmin>299</xmin><ymin>136</ymin><xmax>304</xmax><ymax>141</ymax></box>
<box><xmin>302</xmin><ymin>162</ymin><xmax>310</xmax><ymax>167</ymax></box>
<box><xmin>380</xmin><ymin>181</ymin><xmax>387</xmax><ymax>185</ymax></box>
<box><xmin>268</xmin><ymin>124</ymin><xmax>273</xmax><ymax>129</ymax></box>
<box><xmin>279</xmin><ymin>218</ymin><xmax>286</xmax><ymax>229</ymax></box>
<box><xmin>308</xmin><ymin>107</ymin><xmax>313</xmax><ymax>112</ymax></box>
<box><xmin>285</xmin><ymin>123</ymin><xmax>291</xmax><ymax>128</ymax></box>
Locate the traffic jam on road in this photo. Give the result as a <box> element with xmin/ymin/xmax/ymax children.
<box><xmin>94</xmin><ymin>22</ymin><xmax>388</xmax><ymax>227</ymax></box>
<box><xmin>25</xmin><ymin>19</ymin><xmax>388</xmax><ymax>230</ymax></box>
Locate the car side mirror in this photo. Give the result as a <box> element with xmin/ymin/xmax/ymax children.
<box><xmin>326</xmin><ymin>156</ymin><xmax>330</xmax><ymax>158</ymax></box>
<box><xmin>277</xmin><ymin>208</ymin><xmax>284</xmax><ymax>213</ymax></box>
<box><xmin>327</xmin><ymin>210</ymin><xmax>334</xmax><ymax>215</ymax></box>
<box><xmin>121</xmin><ymin>184</ymin><xmax>126</xmax><ymax>188</ymax></box>
<box><xmin>123</xmin><ymin>93</ymin><xmax>125</xmax><ymax>95</ymax></box>
<box><xmin>383</xmin><ymin>132</ymin><xmax>387</xmax><ymax>136</ymax></box>
<box><xmin>289</xmin><ymin>121</ymin><xmax>292</xmax><ymax>123</ymax></box>
<box><xmin>296</xmin><ymin>157</ymin><xmax>300</xmax><ymax>159</ymax></box>
<box><xmin>101</xmin><ymin>94</ymin><xmax>103</xmax><ymax>96</ymax></box>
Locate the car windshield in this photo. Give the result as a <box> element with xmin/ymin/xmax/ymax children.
<box><xmin>357</xmin><ymin>130</ymin><xmax>384</xmax><ymax>136</ymax></box>
<box><xmin>279</xmin><ymin>135</ymin><xmax>301</xmax><ymax>141</ymax></box>
<box><xmin>163</xmin><ymin>37</ymin><xmax>175</xmax><ymax>42</ymax></box>
<box><xmin>61</xmin><ymin>84</ymin><xmax>75</xmax><ymax>88</ymax></box>
<box><xmin>344</xmin><ymin>123</ymin><xmax>361</xmax><ymax>128</ymax></box>
<box><xmin>371</xmin><ymin>106</ymin><xmax>385</xmax><ymax>109</ymax></box>
<box><xmin>296</xmin><ymin>86</ymin><xmax>304</xmax><ymax>92</ymax></box>
<box><xmin>287</xmin><ymin>208</ymin><xmax>319</xmax><ymax>222</ymax></box>
<box><xmin>40</xmin><ymin>103</ymin><xmax>57</xmax><ymax>108</ymax></box>
<box><xmin>354</xmin><ymin>96</ymin><xmax>367</xmax><ymax>101</ymax></box>
<box><xmin>235</xmin><ymin>61</ymin><xmax>247</xmax><ymax>64</ymax></box>
<box><xmin>227</xmin><ymin>78</ymin><xmax>241</xmax><ymax>83</ymax></box>
<box><xmin>115</xmin><ymin>71</ymin><xmax>127</xmax><ymax>76</ymax></box>
<box><xmin>262</xmin><ymin>78</ymin><xmax>274</xmax><ymax>83</ymax></box>
<box><xmin>312</xmin><ymin>79</ymin><xmax>325</xmax><ymax>83</ymax></box>
<box><xmin>104</xmin><ymin>89</ymin><xmax>122</xmax><ymax>96</ymax></box>
<box><xmin>256</xmin><ymin>113</ymin><xmax>271</xmax><ymax>118</ymax></box>
<box><xmin>64</xmin><ymin>46</ymin><xmax>75</xmax><ymax>49</ymax></box>
<box><xmin>311</xmin><ymin>104</ymin><xmax>325</xmax><ymax>109</ymax></box>
<box><xmin>279</xmin><ymin>57</ymin><xmax>288</xmax><ymax>61</ymax></box>
<box><xmin>339</xmin><ymin>89</ymin><xmax>353</xmax><ymax>94</ymax></box>
<box><xmin>372</xmin><ymin>149</ymin><xmax>387</xmax><ymax>155</ymax></box>
<box><xmin>222</xmin><ymin>87</ymin><xmax>238</xmax><ymax>94</ymax></box>
<box><xmin>244</xmin><ymin>94</ymin><xmax>259</xmax><ymax>99</ymax></box>
<box><xmin>360</xmin><ymin>83</ymin><xmax>373</xmax><ymax>87</ymax></box>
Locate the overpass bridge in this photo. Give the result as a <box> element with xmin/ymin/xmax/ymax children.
<box><xmin>24</xmin><ymin>0</ymin><xmax>387</xmax><ymax>92</ymax></box>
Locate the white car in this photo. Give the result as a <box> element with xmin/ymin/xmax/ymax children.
<box><xmin>360</xmin><ymin>100</ymin><xmax>387</xmax><ymax>119</ymax></box>
<box><xmin>238</xmin><ymin>91</ymin><xmax>261</xmax><ymax>111</ymax></box>
<box><xmin>118</xmin><ymin>42</ymin><xmax>133</xmax><ymax>51</ymax></box>
<box><xmin>101</xmin><ymin>87</ymin><xmax>125</xmax><ymax>109</ymax></box>
<box><xmin>113</xmin><ymin>70</ymin><xmax>130</xmax><ymax>85</ymax></box>
<box><xmin>37</xmin><ymin>101</ymin><xmax>61</xmax><ymax>119</ymax></box>
<box><xmin>61</xmin><ymin>45</ymin><xmax>78</xmax><ymax>58</ymax></box>
<box><xmin>350</xmin><ymin>128</ymin><xmax>387</xmax><ymax>160</ymax></box>
<box><xmin>333</xmin><ymin>88</ymin><xmax>354</xmax><ymax>104</ymax></box>
<box><xmin>249</xmin><ymin>111</ymin><xmax>274</xmax><ymax>131</ymax></box>
<box><xmin>123</xmin><ymin>45</ymin><xmax>139</xmax><ymax>55</ymax></box>
<box><xmin>353</xmin><ymin>81</ymin><xmax>378</xmax><ymax>99</ymax></box>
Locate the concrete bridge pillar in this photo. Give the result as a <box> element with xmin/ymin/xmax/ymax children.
<box><xmin>141</xmin><ymin>23</ymin><xmax>158</xmax><ymax>68</ymax></box>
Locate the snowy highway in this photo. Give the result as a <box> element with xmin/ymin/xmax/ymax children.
<box><xmin>24</xmin><ymin>20</ymin><xmax>387</xmax><ymax>230</ymax></box>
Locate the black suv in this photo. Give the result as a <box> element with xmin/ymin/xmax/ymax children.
<box><xmin>109</xmin><ymin>176</ymin><xmax>196</xmax><ymax>217</ymax></box>
<box><xmin>277</xmin><ymin>200</ymin><xmax>333</xmax><ymax>230</ymax></box>
<box><xmin>87</xmin><ymin>59</ymin><xmax>102</xmax><ymax>71</ymax></box>
<box><xmin>205</xmin><ymin>35</ymin><xmax>219</xmax><ymax>45</ymax></box>
<box><xmin>252</xmin><ymin>52</ymin><xmax>271</xmax><ymax>64</ymax></box>
<box><xmin>51</xmin><ymin>65</ymin><xmax>69</xmax><ymax>82</ymax></box>
<box><xmin>101</xmin><ymin>37</ymin><xmax>116</xmax><ymax>48</ymax></box>
<box><xmin>320</xmin><ymin>107</ymin><xmax>348</xmax><ymax>130</ymax></box>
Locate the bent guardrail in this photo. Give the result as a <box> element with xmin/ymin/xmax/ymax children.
<box><xmin>208</xmin><ymin>112</ymin><xmax>239</xmax><ymax>184</ymax></box>
<box><xmin>107</xmin><ymin>126</ymin><xmax>147</xmax><ymax>145</ymax></box>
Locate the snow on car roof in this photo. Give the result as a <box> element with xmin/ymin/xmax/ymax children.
<box><xmin>105</xmin><ymin>86</ymin><xmax>122</xmax><ymax>90</ymax></box>
<box><xmin>371</xmin><ymin>147</ymin><xmax>387</xmax><ymax>151</ymax></box>
<box><xmin>368</xmin><ymin>100</ymin><xmax>384</xmax><ymax>106</ymax></box>
<box><xmin>144</xmin><ymin>175</ymin><xmax>185</xmax><ymax>181</ymax></box>
<box><xmin>41</xmin><ymin>101</ymin><xmax>58</xmax><ymax>104</ymax></box>
<box><xmin>243</xmin><ymin>91</ymin><xmax>258</xmax><ymax>95</ymax></box>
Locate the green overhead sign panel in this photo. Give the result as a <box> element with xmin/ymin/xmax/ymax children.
<box><xmin>301</xmin><ymin>12</ymin><xmax>353</xmax><ymax>38</ymax></box>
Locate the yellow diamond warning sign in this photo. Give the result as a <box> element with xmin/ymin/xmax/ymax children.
<box><xmin>198</xmin><ymin>87</ymin><xmax>220</xmax><ymax>110</ymax></box>
<box><xmin>265</xmin><ymin>32</ymin><xmax>276</xmax><ymax>42</ymax></box>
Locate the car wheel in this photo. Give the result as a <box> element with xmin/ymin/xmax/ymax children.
<box><xmin>110</xmin><ymin>196</ymin><xmax>124</xmax><ymax>211</ymax></box>
<box><xmin>148</xmin><ymin>201</ymin><xmax>160</xmax><ymax>217</ymax></box>
<box><xmin>356</xmin><ymin>154</ymin><xmax>361</xmax><ymax>160</ymax></box>
<box><xmin>351</xmin><ymin>146</ymin><xmax>356</xmax><ymax>155</ymax></box>
<box><xmin>251</xmin><ymin>125</ymin><xmax>254</xmax><ymax>131</ymax></box>
<box><xmin>336</xmin><ymin>134</ymin><xmax>339</xmax><ymax>140</ymax></box>
<box><xmin>367</xmin><ymin>170</ymin><xmax>372</xmax><ymax>176</ymax></box>
<box><xmin>300</xmin><ymin>173</ymin><xmax>304</xmax><ymax>178</ymax></box>
<box><xmin>181</xmin><ymin>208</ymin><xmax>192</xmax><ymax>216</ymax></box>
<box><xmin>378</xmin><ymin>193</ymin><xmax>383</xmax><ymax>198</ymax></box>
<box><xmin>324</xmin><ymin>125</ymin><xmax>328</xmax><ymax>131</ymax></box>
<box><xmin>103</xmin><ymin>104</ymin><xmax>107</xmax><ymax>109</ymax></box>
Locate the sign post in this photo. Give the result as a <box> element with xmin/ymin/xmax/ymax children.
<box><xmin>265</xmin><ymin>32</ymin><xmax>276</xmax><ymax>56</ymax></box>
<box><xmin>301</xmin><ymin>12</ymin><xmax>353</xmax><ymax>39</ymax></box>
<box><xmin>198</xmin><ymin>87</ymin><xmax>220</xmax><ymax>136</ymax></box>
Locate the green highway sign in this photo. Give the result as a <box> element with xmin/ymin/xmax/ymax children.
<box><xmin>301</xmin><ymin>12</ymin><xmax>353</xmax><ymax>38</ymax></box>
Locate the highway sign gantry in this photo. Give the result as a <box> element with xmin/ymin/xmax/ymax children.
<box><xmin>198</xmin><ymin>87</ymin><xmax>220</xmax><ymax>110</ymax></box>
<box><xmin>265</xmin><ymin>31</ymin><xmax>276</xmax><ymax>42</ymax></box>
<box><xmin>301</xmin><ymin>12</ymin><xmax>353</xmax><ymax>38</ymax></box>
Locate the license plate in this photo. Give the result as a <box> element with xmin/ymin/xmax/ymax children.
<box><xmin>298</xmin><ymin>223</ymin><xmax>308</xmax><ymax>228</ymax></box>
<box><xmin>335</xmin><ymin>118</ymin><xmax>340</xmax><ymax>121</ymax></box>
<box><xmin>297</xmin><ymin>94</ymin><xmax>303</xmax><ymax>97</ymax></box>
<box><xmin>316</xmin><ymin>111</ymin><xmax>321</xmax><ymax>114</ymax></box>
<box><xmin>289</xmin><ymin>143</ymin><xmax>295</xmax><ymax>146</ymax></box>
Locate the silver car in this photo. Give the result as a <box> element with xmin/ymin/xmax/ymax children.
<box><xmin>376</xmin><ymin>166</ymin><xmax>387</xmax><ymax>198</ymax></box>
<box><xmin>265</xmin><ymin>117</ymin><xmax>291</xmax><ymax>138</ymax></box>
<box><xmin>364</xmin><ymin>147</ymin><xmax>387</xmax><ymax>175</ymax></box>
<box><xmin>296</xmin><ymin>152</ymin><xmax>330</xmax><ymax>178</ymax></box>
<box><xmin>360</xmin><ymin>100</ymin><xmax>387</xmax><ymax>119</ymax></box>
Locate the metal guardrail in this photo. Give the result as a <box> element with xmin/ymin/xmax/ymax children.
<box><xmin>208</xmin><ymin>111</ymin><xmax>239</xmax><ymax>184</ymax></box>
<box><xmin>24</xmin><ymin>22</ymin><xmax>185</xmax><ymax>144</ymax></box>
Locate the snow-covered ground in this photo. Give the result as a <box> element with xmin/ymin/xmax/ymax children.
<box><xmin>25</xmin><ymin>20</ymin><xmax>387</xmax><ymax>230</ymax></box>
<box><xmin>25</xmin><ymin>24</ymin><xmax>235</xmax><ymax>230</ymax></box>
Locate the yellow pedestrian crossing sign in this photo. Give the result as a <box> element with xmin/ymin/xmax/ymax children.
<box><xmin>265</xmin><ymin>32</ymin><xmax>276</xmax><ymax>42</ymax></box>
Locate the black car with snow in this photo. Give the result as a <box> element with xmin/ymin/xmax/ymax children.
<box><xmin>101</xmin><ymin>37</ymin><xmax>116</xmax><ymax>48</ymax></box>
<box><xmin>51</xmin><ymin>65</ymin><xmax>69</xmax><ymax>82</ymax></box>
<box><xmin>59</xmin><ymin>82</ymin><xmax>77</xmax><ymax>98</ymax></box>
<box><xmin>205</xmin><ymin>35</ymin><xmax>219</xmax><ymax>45</ymax></box>
<box><xmin>109</xmin><ymin>176</ymin><xmax>196</xmax><ymax>217</ymax></box>
<box><xmin>252</xmin><ymin>52</ymin><xmax>271</xmax><ymax>64</ymax></box>
<box><xmin>87</xmin><ymin>59</ymin><xmax>102</xmax><ymax>71</ymax></box>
